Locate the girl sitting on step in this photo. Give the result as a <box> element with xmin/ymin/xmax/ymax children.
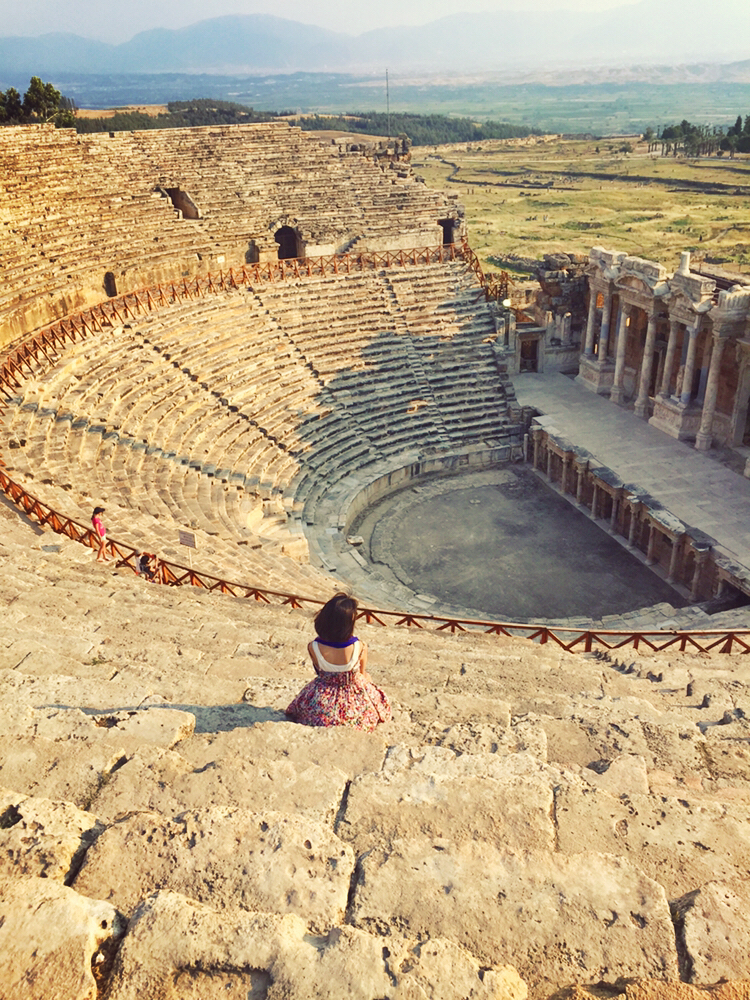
<box><xmin>285</xmin><ymin>593</ymin><xmax>391</xmax><ymax>732</ymax></box>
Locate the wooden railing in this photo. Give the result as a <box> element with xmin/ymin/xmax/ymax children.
<box><xmin>1</xmin><ymin>244</ymin><xmax>749</xmax><ymax>654</ymax></box>
<box><xmin>1</xmin><ymin>466</ymin><xmax>748</xmax><ymax>654</ymax></box>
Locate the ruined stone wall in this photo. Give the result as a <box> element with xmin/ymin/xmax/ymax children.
<box><xmin>532</xmin><ymin>252</ymin><xmax>589</xmax><ymax>335</ymax></box>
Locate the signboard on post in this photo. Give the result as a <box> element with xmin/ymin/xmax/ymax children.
<box><xmin>179</xmin><ymin>529</ymin><xmax>196</xmax><ymax>569</ymax></box>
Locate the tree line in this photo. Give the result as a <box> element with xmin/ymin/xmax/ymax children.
<box><xmin>0</xmin><ymin>83</ymin><xmax>542</xmax><ymax>147</ymax></box>
<box><xmin>299</xmin><ymin>112</ymin><xmax>539</xmax><ymax>146</ymax></box>
<box><xmin>74</xmin><ymin>99</ymin><xmax>282</xmax><ymax>133</ymax></box>
<box><xmin>643</xmin><ymin>115</ymin><xmax>750</xmax><ymax>157</ymax></box>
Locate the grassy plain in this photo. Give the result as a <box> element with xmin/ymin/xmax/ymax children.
<box><xmin>412</xmin><ymin>136</ymin><xmax>750</xmax><ymax>276</ymax></box>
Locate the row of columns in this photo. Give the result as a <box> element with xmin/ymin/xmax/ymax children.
<box><xmin>584</xmin><ymin>288</ymin><xmax>728</xmax><ymax>450</ymax></box>
<box><xmin>584</xmin><ymin>292</ymin><xmax>610</xmax><ymax>358</ymax></box>
<box><xmin>658</xmin><ymin>318</ymin><xmax>728</xmax><ymax>450</ymax></box>
<box><xmin>531</xmin><ymin>428</ymin><xmax>714</xmax><ymax>601</ymax></box>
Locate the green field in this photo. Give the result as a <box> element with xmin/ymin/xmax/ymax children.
<box><xmin>413</xmin><ymin>136</ymin><xmax>750</xmax><ymax>276</ymax></box>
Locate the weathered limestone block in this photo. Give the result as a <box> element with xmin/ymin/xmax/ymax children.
<box><xmin>702</xmin><ymin>733</ymin><xmax>750</xmax><ymax>786</ymax></box>
<box><xmin>408</xmin><ymin>693</ymin><xmax>512</xmax><ymax>730</ymax></box>
<box><xmin>390</xmin><ymin>938</ymin><xmax>528</xmax><ymax>1000</ymax></box>
<box><xmin>0</xmin><ymin>875</ymin><xmax>125</xmax><ymax>1000</ymax></box>
<box><xmin>567</xmin><ymin>696</ymin><xmax>701</xmax><ymax>766</ymax></box>
<box><xmin>104</xmin><ymin>890</ymin><xmax>392</xmax><ymax>1000</ymax></box>
<box><xmin>90</xmin><ymin>706</ymin><xmax>196</xmax><ymax>749</ymax></box>
<box><xmin>555</xmin><ymin>783</ymin><xmax>750</xmax><ymax>897</ymax></box>
<box><xmin>0</xmin><ymin>633</ymin><xmax>97</xmax><ymax>670</ymax></box>
<box><xmin>73</xmin><ymin>808</ymin><xmax>354</xmax><ymax>931</ymax></box>
<box><xmin>0</xmin><ymin>789</ymin><xmax>102</xmax><ymax>882</ymax></box>
<box><xmin>338</xmin><ymin>746</ymin><xmax>555</xmax><ymax>854</ymax></box>
<box><xmin>104</xmin><ymin>890</ymin><xmax>527</xmax><ymax>1000</ymax></box>
<box><xmin>0</xmin><ymin>735</ymin><xmax>126</xmax><ymax>808</ymax></box>
<box><xmin>90</xmin><ymin>743</ymin><xmax>348</xmax><ymax>823</ymax></box>
<box><xmin>0</xmin><ymin>694</ymin><xmax>195</xmax><ymax>751</ymax></box>
<box><xmin>181</xmin><ymin>719</ymin><xmax>387</xmax><ymax>780</ymax></box>
<box><xmin>430</xmin><ymin>715</ymin><xmax>548</xmax><ymax>760</ymax></box>
<box><xmin>626</xmin><ymin>982</ymin><xmax>750</xmax><ymax>1000</ymax></box>
<box><xmin>350</xmin><ymin>840</ymin><xmax>679</xmax><ymax>990</ymax></box>
<box><xmin>582</xmin><ymin>753</ymin><xmax>649</xmax><ymax>795</ymax></box>
<box><xmin>672</xmin><ymin>879</ymin><xmax>750</xmax><ymax>983</ymax></box>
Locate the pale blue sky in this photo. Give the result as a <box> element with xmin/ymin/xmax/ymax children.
<box><xmin>1</xmin><ymin>0</ymin><xmax>645</xmax><ymax>42</ymax></box>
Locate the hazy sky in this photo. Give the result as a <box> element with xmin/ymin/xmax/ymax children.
<box><xmin>1</xmin><ymin>0</ymin><xmax>645</xmax><ymax>42</ymax></box>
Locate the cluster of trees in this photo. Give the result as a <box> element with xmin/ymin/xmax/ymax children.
<box><xmin>723</xmin><ymin>114</ymin><xmax>750</xmax><ymax>154</ymax></box>
<box><xmin>299</xmin><ymin>112</ymin><xmax>539</xmax><ymax>146</ymax></box>
<box><xmin>0</xmin><ymin>76</ymin><xmax>76</xmax><ymax>127</ymax></box>
<box><xmin>643</xmin><ymin>115</ymin><xmax>750</xmax><ymax>157</ymax></box>
<box><xmin>75</xmin><ymin>99</ymin><xmax>281</xmax><ymax>134</ymax></box>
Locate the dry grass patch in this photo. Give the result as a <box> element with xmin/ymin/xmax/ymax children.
<box><xmin>413</xmin><ymin>137</ymin><xmax>750</xmax><ymax>274</ymax></box>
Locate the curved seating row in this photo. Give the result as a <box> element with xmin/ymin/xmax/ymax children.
<box><xmin>1</xmin><ymin>259</ymin><xmax>518</xmax><ymax>596</ymax></box>
<box><xmin>0</xmin><ymin>122</ymin><xmax>456</xmax><ymax>344</ymax></box>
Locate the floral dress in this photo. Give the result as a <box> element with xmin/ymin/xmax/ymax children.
<box><xmin>285</xmin><ymin>640</ymin><xmax>391</xmax><ymax>732</ymax></box>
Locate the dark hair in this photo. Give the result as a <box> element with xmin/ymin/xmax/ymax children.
<box><xmin>93</xmin><ymin>506</ymin><xmax>105</xmax><ymax>516</ymax></box>
<box><xmin>314</xmin><ymin>592</ymin><xmax>358</xmax><ymax>643</ymax></box>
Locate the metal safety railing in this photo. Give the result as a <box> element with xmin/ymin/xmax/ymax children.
<box><xmin>1</xmin><ymin>246</ymin><xmax>749</xmax><ymax>653</ymax></box>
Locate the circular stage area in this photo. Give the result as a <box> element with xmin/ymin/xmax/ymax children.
<box><xmin>363</xmin><ymin>467</ymin><xmax>687</xmax><ymax>622</ymax></box>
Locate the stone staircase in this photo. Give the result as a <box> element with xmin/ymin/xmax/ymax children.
<box><xmin>2</xmin><ymin>502</ymin><xmax>750</xmax><ymax>998</ymax></box>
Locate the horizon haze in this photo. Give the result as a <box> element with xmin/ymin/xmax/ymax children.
<box><xmin>0</xmin><ymin>0</ymin><xmax>646</xmax><ymax>43</ymax></box>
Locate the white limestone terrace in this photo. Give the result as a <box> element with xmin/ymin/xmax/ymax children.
<box><xmin>2</xmin><ymin>490</ymin><xmax>750</xmax><ymax>998</ymax></box>
<box><xmin>515</xmin><ymin>371</ymin><xmax>750</xmax><ymax>598</ymax></box>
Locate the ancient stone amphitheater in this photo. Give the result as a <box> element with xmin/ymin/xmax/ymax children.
<box><xmin>1</xmin><ymin>122</ymin><xmax>749</xmax><ymax>1000</ymax></box>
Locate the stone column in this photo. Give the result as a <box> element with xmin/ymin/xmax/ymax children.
<box><xmin>679</xmin><ymin>323</ymin><xmax>701</xmax><ymax>405</ymax></box>
<box><xmin>659</xmin><ymin>319</ymin><xmax>680</xmax><ymax>397</ymax></box>
<box><xmin>695</xmin><ymin>334</ymin><xmax>727</xmax><ymax>451</ymax></box>
<box><xmin>532</xmin><ymin>428</ymin><xmax>542</xmax><ymax>470</ymax></box>
<box><xmin>576</xmin><ymin>465</ymin><xmax>585</xmax><ymax>506</ymax></box>
<box><xmin>591</xmin><ymin>483</ymin><xmax>599</xmax><ymax>519</ymax></box>
<box><xmin>627</xmin><ymin>498</ymin><xmax>640</xmax><ymax>548</ymax></box>
<box><xmin>561</xmin><ymin>312</ymin><xmax>572</xmax><ymax>347</ymax></box>
<box><xmin>561</xmin><ymin>455</ymin><xmax>570</xmax><ymax>494</ymax></box>
<box><xmin>546</xmin><ymin>446</ymin><xmax>553</xmax><ymax>480</ymax></box>
<box><xmin>598</xmin><ymin>295</ymin><xmax>612</xmax><ymax>360</ymax></box>
<box><xmin>584</xmin><ymin>294</ymin><xmax>598</xmax><ymax>356</ymax></box>
<box><xmin>689</xmin><ymin>545</ymin><xmax>710</xmax><ymax>602</ymax></box>
<box><xmin>667</xmin><ymin>534</ymin><xmax>682</xmax><ymax>583</ymax></box>
<box><xmin>609</xmin><ymin>491</ymin><xmax>621</xmax><ymax>535</ymax></box>
<box><xmin>645</xmin><ymin>522</ymin><xmax>657</xmax><ymax>566</ymax></box>
<box><xmin>610</xmin><ymin>303</ymin><xmax>631</xmax><ymax>404</ymax></box>
<box><xmin>634</xmin><ymin>310</ymin><xmax>659</xmax><ymax>418</ymax></box>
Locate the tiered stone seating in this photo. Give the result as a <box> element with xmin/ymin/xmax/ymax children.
<box><xmin>0</xmin><ymin>121</ymin><xmax>454</xmax><ymax>345</ymax></box>
<box><xmin>1</xmin><ymin>260</ymin><xmax>519</xmax><ymax>595</ymax></box>
<box><xmin>385</xmin><ymin>265</ymin><xmax>514</xmax><ymax>447</ymax></box>
<box><xmin>2</xmin><ymin>499</ymin><xmax>750</xmax><ymax>998</ymax></box>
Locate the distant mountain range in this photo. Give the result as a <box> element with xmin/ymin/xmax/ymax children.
<box><xmin>1</xmin><ymin>0</ymin><xmax>749</xmax><ymax>80</ymax></box>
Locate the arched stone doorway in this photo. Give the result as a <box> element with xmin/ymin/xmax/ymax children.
<box><xmin>275</xmin><ymin>226</ymin><xmax>301</xmax><ymax>260</ymax></box>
